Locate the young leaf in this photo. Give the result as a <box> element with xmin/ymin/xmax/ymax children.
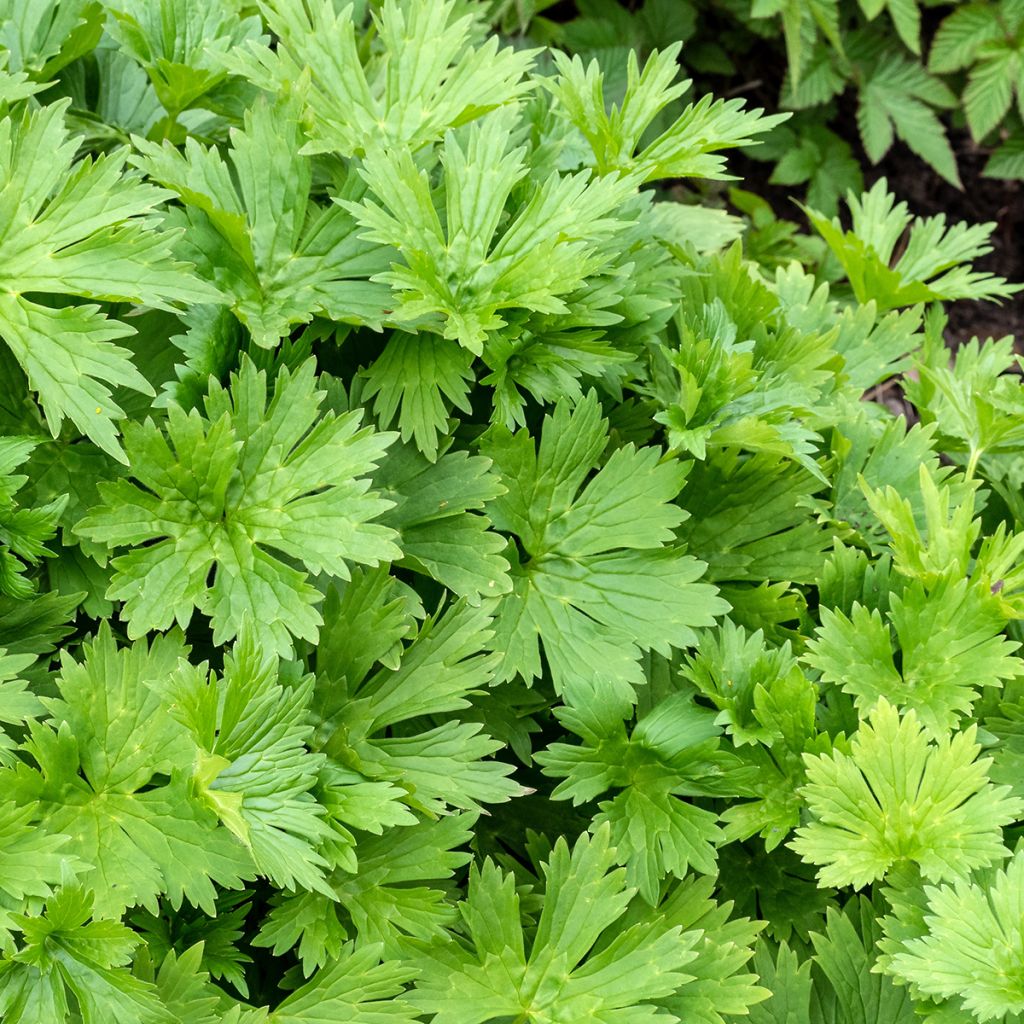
<box><xmin>538</xmin><ymin>691</ymin><xmax>746</xmax><ymax>903</ymax></box>
<box><xmin>807</xmin><ymin>179</ymin><xmax>1018</xmax><ymax>310</ymax></box>
<box><xmin>3</xmin><ymin>627</ymin><xmax>253</xmax><ymax>918</ymax></box>
<box><xmin>135</xmin><ymin>89</ymin><xmax>394</xmax><ymax>348</ymax></box>
<box><xmin>227</xmin><ymin>0</ymin><xmax>537</xmax><ymax>157</ymax></box>
<box><xmin>791</xmin><ymin>699</ymin><xmax>1022</xmax><ymax>888</ymax></box>
<box><xmin>545</xmin><ymin>42</ymin><xmax>786</xmax><ymax>181</ymax></box>
<box><xmin>0</xmin><ymin>886</ymin><xmax>172</xmax><ymax>1024</ymax></box>
<box><xmin>75</xmin><ymin>358</ymin><xmax>401</xmax><ymax>654</ymax></box>
<box><xmin>409</xmin><ymin>825</ymin><xmax>698</xmax><ymax>1022</ymax></box>
<box><xmin>105</xmin><ymin>0</ymin><xmax>265</xmax><ymax>122</ymax></box>
<box><xmin>161</xmin><ymin>625</ymin><xmax>334</xmax><ymax>896</ymax></box>
<box><xmin>346</xmin><ymin>108</ymin><xmax>635</xmax><ymax>355</ymax></box>
<box><xmin>884</xmin><ymin>847</ymin><xmax>1024</xmax><ymax>1022</ymax></box>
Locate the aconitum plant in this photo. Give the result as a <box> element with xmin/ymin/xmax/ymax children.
<box><xmin>0</xmin><ymin>2</ymin><xmax>1023</xmax><ymax>1023</ymax></box>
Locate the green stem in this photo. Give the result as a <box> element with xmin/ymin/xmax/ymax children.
<box><xmin>965</xmin><ymin>446</ymin><xmax>982</xmax><ymax>482</ymax></box>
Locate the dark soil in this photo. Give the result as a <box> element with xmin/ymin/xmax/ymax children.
<box><xmin>864</xmin><ymin>140</ymin><xmax>1024</xmax><ymax>350</ymax></box>
<box><xmin>708</xmin><ymin>42</ymin><xmax>1024</xmax><ymax>350</ymax></box>
<box><xmin>730</xmin><ymin>131</ymin><xmax>1024</xmax><ymax>351</ymax></box>
<box><xmin>546</xmin><ymin>2</ymin><xmax>1024</xmax><ymax>350</ymax></box>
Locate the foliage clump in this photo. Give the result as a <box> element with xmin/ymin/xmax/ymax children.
<box><xmin>0</xmin><ymin>2</ymin><xmax>1023</xmax><ymax>1023</ymax></box>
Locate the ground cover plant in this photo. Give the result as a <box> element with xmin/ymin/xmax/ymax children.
<box><xmin>6</xmin><ymin>1</ymin><xmax>1024</xmax><ymax>1021</ymax></box>
<box><xmin>507</xmin><ymin>0</ymin><xmax>1024</xmax><ymax>204</ymax></box>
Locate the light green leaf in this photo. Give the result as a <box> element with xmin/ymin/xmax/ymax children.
<box><xmin>791</xmin><ymin>699</ymin><xmax>1022</xmax><ymax>888</ymax></box>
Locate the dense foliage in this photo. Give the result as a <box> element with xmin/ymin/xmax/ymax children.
<box><xmin>3</xmin><ymin>1</ymin><xmax>1024</xmax><ymax>1022</ymax></box>
<box><xmin>502</xmin><ymin>0</ymin><xmax>1024</xmax><ymax>210</ymax></box>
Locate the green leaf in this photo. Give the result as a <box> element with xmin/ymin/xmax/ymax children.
<box><xmin>226</xmin><ymin>0</ymin><xmax>536</xmax><ymax>157</ymax></box>
<box><xmin>858</xmin><ymin>0</ymin><xmax>921</xmax><ymax>55</ymax></box>
<box><xmin>810</xmin><ymin>897</ymin><xmax>918</xmax><ymax>1024</ymax></box>
<box><xmin>964</xmin><ymin>45</ymin><xmax>1020</xmax><ymax>140</ymax></box>
<box><xmin>0</xmin><ymin>0</ymin><xmax>104</xmax><ymax>79</ymax></box>
<box><xmin>545</xmin><ymin>42</ymin><xmax>787</xmax><ymax>181</ymax></box>
<box><xmin>0</xmin><ymin>101</ymin><xmax>216</xmax><ymax>458</ymax></box>
<box><xmin>4</xmin><ymin>627</ymin><xmax>252</xmax><ymax>917</ymax></box>
<box><xmin>105</xmin><ymin>0</ymin><xmax>265</xmax><ymax>118</ymax></box>
<box><xmin>409</xmin><ymin>825</ymin><xmax>698</xmax><ymax>1023</ymax></box>
<box><xmin>538</xmin><ymin>691</ymin><xmax>748</xmax><ymax>902</ymax></box>
<box><xmin>807</xmin><ymin>179</ymin><xmax>1018</xmax><ymax>310</ymax></box>
<box><xmin>266</xmin><ymin>944</ymin><xmax>417</xmax><ymax>1024</ymax></box>
<box><xmin>347</xmin><ymin>108</ymin><xmax>635</xmax><ymax>355</ymax></box>
<box><xmin>906</xmin><ymin>335</ymin><xmax>1024</xmax><ymax>468</ymax></box>
<box><xmin>884</xmin><ymin>847</ymin><xmax>1024</xmax><ymax>1022</ymax></box>
<box><xmin>360</xmin><ymin>333</ymin><xmax>474</xmax><ymax>462</ymax></box>
<box><xmin>929</xmin><ymin>4</ymin><xmax>1003</xmax><ymax>73</ymax></box>
<box><xmin>256</xmin><ymin>814</ymin><xmax>473</xmax><ymax>968</ymax></box>
<box><xmin>75</xmin><ymin>357</ymin><xmax>401</xmax><ymax>654</ymax></box>
<box><xmin>791</xmin><ymin>698</ymin><xmax>1023</xmax><ymax>888</ymax></box>
<box><xmin>373</xmin><ymin>442</ymin><xmax>512</xmax><ymax>600</ymax></box>
<box><xmin>855</xmin><ymin>56</ymin><xmax>960</xmax><ymax>186</ymax></box>
<box><xmin>483</xmin><ymin>392</ymin><xmax>726</xmax><ymax>700</ymax></box>
<box><xmin>0</xmin><ymin>437</ymin><xmax>65</xmax><ymax>599</ymax></box>
<box><xmin>318</xmin><ymin>598</ymin><xmax>521</xmax><ymax>816</ymax></box>
<box><xmin>161</xmin><ymin>624</ymin><xmax>334</xmax><ymax>895</ymax></box>
<box><xmin>678</xmin><ymin>452</ymin><xmax>831</xmax><ymax>585</ymax></box>
<box><xmin>807</xmin><ymin>574</ymin><xmax>1020</xmax><ymax>736</ymax></box>
<box><xmin>748</xmin><ymin>941</ymin><xmax>811</xmax><ymax>1024</ymax></box>
<box><xmin>0</xmin><ymin>886</ymin><xmax>172</xmax><ymax>1024</ymax></box>
<box><xmin>135</xmin><ymin>88</ymin><xmax>394</xmax><ymax>347</ymax></box>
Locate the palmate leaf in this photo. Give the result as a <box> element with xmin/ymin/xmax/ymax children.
<box><xmin>104</xmin><ymin>0</ymin><xmax>265</xmax><ymax>120</ymax></box>
<box><xmin>317</xmin><ymin>596</ymin><xmax>521</xmax><ymax>817</ymax></box>
<box><xmin>791</xmin><ymin>699</ymin><xmax>1023</xmax><ymax>889</ymax></box>
<box><xmin>636</xmin><ymin>876</ymin><xmax>767</xmax><ymax>1024</ymax></box>
<box><xmin>545</xmin><ymin>42</ymin><xmax>786</xmax><ymax>182</ymax></box>
<box><xmin>264</xmin><ymin>943</ymin><xmax>418</xmax><ymax>1024</ymax></box>
<box><xmin>482</xmin><ymin>391</ymin><xmax>726</xmax><ymax>701</ymax></box>
<box><xmin>0</xmin><ymin>437</ymin><xmax>65</xmax><ymax>599</ymax></box>
<box><xmin>56</xmin><ymin>46</ymin><xmax>163</xmax><ymax>152</ymax></box>
<box><xmin>0</xmin><ymin>0</ymin><xmax>103</xmax><ymax>80</ymax></box>
<box><xmin>678</xmin><ymin>452</ymin><xmax>832</xmax><ymax>585</ymax></box>
<box><xmin>409</xmin><ymin>825</ymin><xmax>698</xmax><ymax>1023</ymax></box>
<box><xmin>2</xmin><ymin>627</ymin><xmax>253</xmax><ymax>919</ymax></box>
<box><xmin>372</xmin><ymin>441</ymin><xmax>512</xmax><ymax>601</ymax></box>
<box><xmin>747</xmin><ymin>941</ymin><xmax>812</xmax><ymax>1024</ymax></box>
<box><xmin>160</xmin><ymin>625</ymin><xmax>334</xmax><ymax>896</ymax></box>
<box><xmin>883</xmin><ymin>847</ymin><xmax>1024</xmax><ymax>1022</ymax></box>
<box><xmin>906</xmin><ymin>335</ymin><xmax>1024</xmax><ymax>470</ymax></box>
<box><xmin>257</xmin><ymin>814</ymin><xmax>474</xmax><ymax>971</ymax></box>
<box><xmin>135</xmin><ymin>88</ymin><xmax>394</xmax><ymax>348</ymax></box>
<box><xmin>538</xmin><ymin>689</ymin><xmax>749</xmax><ymax>903</ymax></box>
<box><xmin>807</xmin><ymin>179</ymin><xmax>1019</xmax><ymax>311</ymax></box>
<box><xmin>75</xmin><ymin>357</ymin><xmax>401</xmax><ymax>654</ymax></box>
<box><xmin>0</xmin><ymin>886</ymin><xmax>172</xmax><ymax>1024</ymax></box>
<box><xmin>226</xmin><ymin>0</ymin><xmax>537</xmax><ymax>158</ymax></box>
<box><xmin>0</xmin><ymin>99</ymin><xmax>216</xmax><ymax>460</ymax></box>
<box><xmin>346</xmin><ymin>107</ymin><xmax>636</xmax><ymax>356</ymax></box>
<box><xmin>360</xmin><ymin>332</ymin><xmax>474</xmax><ymax>463</ymax></box>
<box><xmin>647</xmin><ymin>246</ymin><xmax>838</xmax><ymax>479</ymax></box>
<box><xmin>806</xmin><ymin>574</ymin><xmax>1021</xmax><ymax>736</ymax></box>
<box><xmin>0</xmin><ymin>798</ymin><xmax>81</xmax><ymax>911</ymax></box>
<box><xmin>130</xmin><ymin>891</ymin><xmax>254</xmax><ymax>997</ymax></box>
<box><xmin>0</xmin><ymin>649</ymin><xmax>44</xmax><ymax>768</ymax></box>
<box><xmin>809</xmin><ymin>896</ymin><xmax>918</xmax><ymax>1024</ymax></box>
